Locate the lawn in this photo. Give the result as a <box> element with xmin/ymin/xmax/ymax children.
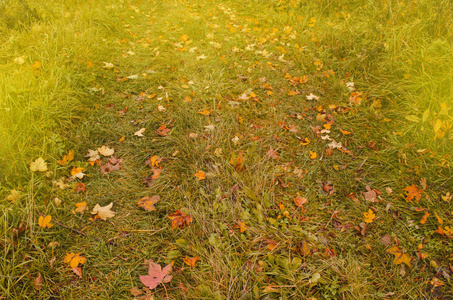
<box><xmin>1</xmin><ymin>0</ymin><xmax>452</xmax><ymax>299</ymax></box>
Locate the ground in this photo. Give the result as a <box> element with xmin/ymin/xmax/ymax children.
<box><xmin>1</xmin><ymin>0</ymin><xmax>452</xmax><ymax>299</ymax></box>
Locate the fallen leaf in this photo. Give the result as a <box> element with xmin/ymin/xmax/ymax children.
<box><xmin>129</xmin><ymin>287</ymin><xmax>143</xmax><ymax>297</ymax></box>
<box><xmin>135</xmin><ymin>128</ymin><xmax>146</xmax><ymax>137</ymax></box>
<box><xmin>33</xmin><ymin>273</ymin><xmax>43</xmax><ymax>290</ymax></box>
<box><xmin>266</xmin><ymin>147</ymin><xmax>279</xmax><ymax>159</ymax></box>
<box><xmin>380</xmin><ymin>234</ymin><xmax>392</xmax><ymax>247</ymax></box>
<box><xmin>309</xmin><ymin>151</ymin><xmax>317</xmax><ymax>159</ymax></box>
<box><xmin>100</xmin><ymin>156</ymin><xmax>123</xmax><ymax>174</ymax></box>
<box><xmin>139</xmin><ymin>260</ymin><xmax>172</xmax><ymax>290</ymax></box>
<box><xmin>70</xmin><ymin>167</ymin><xmax>85</xmax><ymax>179</ymax></box>
<box><xmin>168</xmin><ymin>210</ymin><xmax>193</xmax><ymax>229</ymax></box>
<box><xmin>137</xmin><ymin>196</ymin><xmax>160</xmax><ymax>211</ymax></box>
<box><xmin>156</xmin><ymin>124</ymin><xmax>171</xmax><ymax>136</ymax></box>
<box><xmin>145</xmin><ymin>156</ymin><xmax>162</xmax><ymax>168</ymax></box>
<box><xmin>91</xmin><ymin>203</ymin><xmax>115</xmax><ymax>220</ymax></box>
<box><xmin>294</xmin><ymin>196</ymin><xmax>307</xmax><ymax>207</ymax></box>
<box><xmin>198</xmin><ymin>110</ymin><xmax>212</xmax><ymax>115</ymax></box>
<box><xmin>420</xmin><ymin>211</ymin><xmax>430</xmax><ymax>224</ymax></box>
<box><xmin>306</xmin><ymin>93</ymin><xmax>320</xmax><ymax>100</ymax></box>
<box><xmin>386</xmin><ymin>246</ymin><xmax>411</xmax><ymax>267</ymax></box>
<box><xmin>74</xmin><ymin>202</ymin><xmax>88</xmax><ymax>213</ymax></box>
<box><xmin>183</xmin><ymin>257</ymin><xmax>200</xmax><ymax>267</ymax></box>
<box><xmin>363</xmin><ymin>209</ymin><xmax>376</xmax><ymax>223</ymax></box>
<box><xmin>38</xmin><ymin>215</ymin><xmax>53</xmax><ymax>228</ymax></box>
<box><xmin>299</xmin><ymin>240</ymin><xmax>310</xmax><ymax>256</ymax></box>
<box><xmin>75</xmin><ymin>183</ymin><xmax>86</xmax><ymax>193</ymax></box>
<box><xmin>97</xmin><ymin>145</ymin><xmax>114</xmax><ymax>156</ymax></box>
<box><xmin>84</xmin><ymin>149</ymin><xmax>100</xmax><ymax>161</ymax></box>
<box><xmin>349</xmin><ymin>92</ymin><xmax>363</xmax><ymax>105</ymax></box>
<box><xmin>30</xmin><ymin>157</ymin><xmax>48</xmax><ymax>172</ymax></box>
<box><xmin>364</xmin><ymin>186</ymin><xmax>378</xmax><ymax>202</ymax></box>
<box><xmin>64</xmin><ymin>252</ymin><xmax>86</xmax><ymax>268</ymax></box>
<box><xmin>57</xmin><ymin>150</ymin><xmax>75</xmax><ymax>166</ymax></box>
<box><xmin>234</xmin><ymin>221</ymin><xmax>247</xmax><ymax>233</ymax></box>
<box><xmin>403</xmin><ymin>184</ymin><xmax>423</xmax><ymax>202</ymax></box>
<box><xmin>194</xmin><ymin>170</ymin><xmax>205</xmax><ymax>180</ymax></box>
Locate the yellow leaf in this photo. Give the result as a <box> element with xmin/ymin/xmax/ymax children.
<box><xmin>38</xmin><ymin>215</ymin><xmax>53</xmax><ymax>228</ymax></box>
<box><xmin>434</xmin><ymin>214</ymin><xmax>443</xmax><ymax>225</ymax></box>
<box><xmin>300</xmin><ymin>240</ymin><xmax>310</xmax><ymax>256</ymax></box>
<box><xmin>70</xmin><ymin>167</ymin><xmax>85</xmax><ymax>179</ymax></box>
<box><xmin>74</xmin><ymin>202</ymin><xmax>88</xmax><ymax>213</ymax></box>
<box><xmin>340</xmin><ymin>129</ymin><xmax>351</xmax><ymax>135</ymax></box>
<box><xmin>64</xmin><ymin>253</ymin><xmax>86</xmax><ymax>268</ymax></box>
<box><xmin>309</xmin><ymin>151</ymin><xmax>317</xmax><ymax>159</ymax></box>
<box><xmin>300</xmin><ymin>137</ymin><xmax>310</xmax><ymax>146</ymax></box>
<box><xmin>198</xmin><ymin>110</ymin><xmax>212</xmax><ymax>115</ymax></box>
<box><xmin>386</xmin><ymin>246</ymin><xmax>411</xmax><ymax>267</ymax></box>
<box><xmin>30</xmin><ymin>157</ymin><xmax>48</xmax><ymax>172</ymax></box>
<box><xmin>194</xmin><ymin>170</ymin><xmax>205</xmax><ymax>180</ymax></box>
<box><xmin>363</xmin><ymin>209</ymin><xmax>376</xmax><ymax>223</ymax></box>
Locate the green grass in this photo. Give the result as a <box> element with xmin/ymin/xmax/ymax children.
<box><xmin>1</xmin><ymin>0</ymin><xmax>452</xmax><ymax>299</ymax></box>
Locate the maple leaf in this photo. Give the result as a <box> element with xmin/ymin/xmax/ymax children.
<box><xmin>349</xmin><ymin>92</ymin><xmax>363</xmax><ymax>105</ymax></box>
<box><xmin>75</xmin><ymin>183</ymin><xmax>86</xmax><ymax>193</ymax></box>
<box><xmin>38</xmin><ymin>215</ymin><xmax>53</xmax><ymax>228</ymax></box>
<box><xmin>183</xmin><ymin>257</ymin><xmax>201</xmax><ymax>267</ymax></box>
<box><xmin>74</xmin><ymin>202</ymin><xmax>88</xmax><ymax>213</ymax></box>
<box><xmin>145</xmin><ymin>156</ymin><xmax>162</xmax><ymax>168</ymax></box>
<box><xmin>97</xmin><ymin>145</ymin><xmax>114</xmax><ymax>156</ymax></box>
<box><xmin>140</xmin><ymin>260</ymin><xmax>173</xmax><ymax>290</ymax></box>
<box><xmin>364</xmin><ymin>186</ymin><xmax>378</xmax><ymax>202</ymax></box>
<box><xmin>266</xmin><ymin>147</ymin><xmax>279</xmax><ymax>159</ymax></box>
<box><xmin>294</xmin><ymin>195</ymin><xmax>307</xmax><ymax>207</ymax></box>
<box><xmin>306</xmin><ymin>93</ymin><xmax>319</xmax><ymax>100</ymax></box>
<box><xmin>84</xmin><ymin>149</ymin><xmax>100</xmax><ymax>162</ymax></box>
<box><xmin>70</xmin><ymin>167</ymin><xmax>85</xmax><ymax>179</ymax></box>
<box><xmin>156</xmin><ymin>124</ymin><xmax>170</xmax><ymax>136</ymax></box>
<box><xmin>168</xmin><ymin>210</ymin><xmax>193</xmax><ymax>229</ymax></box>
<box><xmin>309</xmin><ymin>151</ymin><xmax>317</xmax><ymax>159</ymax></box>
<box><xmin>403</xmin><ymin>184</ymin><xmax>423</xmax><ymax>202</ymax></box>
<box><xmin>57</xmin><ymin>150</ymin><xmax>75</xmax><ymax>166</ymax></box>
<box><xmin>91</xmin><ymin>203</ymin><xmax>115</xmax><ymax>220</ymax></box>
<box><xmin>137</xmin><ymin>195</ymin><xmax>160</xmax><ymax>211</ymax></box>
<box><xmin>6</xmin><ymin>190</ymin><xmax>22</xmax><ymax>203</ymax></box>
<box><xmin>100</xmin><ymin>156</ymin><xmax>123</xmax><ymax>174</ymax></box>
<box><xmin>30</xmin><ymin>157</ymin><xmax>47</xmax><ymax>172</ymax></box>
<box><xmin>198</xmin><ymin>109</ymin><xmax>212</xmax><ymax>115</ymax></box>
<box><xmin>194</xmin><ymin>170</ymin><xmax>205</xmax><ymax>180</ymax></box>
<box><xmin>234</xmin><ymin>221</ymin><xmax>247</xmax><ymax>233</ymax></box>
<box><xmin>64</xmin><ymin>252</ymin><xmax>87</xmax><ymax>268</ymax></box>
<box><xmin>363</xmin><ymin>209</ymin><xmax>376</xmax><ymax>223</ymax></box>
<box><xmin>299</xmin><ymin>137</ymin><xmax>310</xmax><ymax>146</ymax></box>
<box><xmin>386</xmin><ymin>246</ymin><xmax>411</xmax><ymax>267</ymax></box>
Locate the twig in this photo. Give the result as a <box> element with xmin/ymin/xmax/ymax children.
<box><xmin>38</xmin><ymin>212</ymin><xmax>87</xmax><ymax>236</ymax></box>
<box><xmin>117</xmin><ymin>228</ymin><xmax>164</xmax><ymax>234</ymax></box>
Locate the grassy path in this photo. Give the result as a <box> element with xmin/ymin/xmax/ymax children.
<box><xmin>2</xmin><ymin>0</ymin><xmax>452</xmax><ymax>299</ymax></box>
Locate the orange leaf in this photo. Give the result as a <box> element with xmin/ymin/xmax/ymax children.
<box><xmin>74</xmin><ymin>202</ymin><xmax>88</xmax><ymax>213</ymax></box>
<box><xmin>57</xmin><ymin>150</ymin><xmax>75</xmax><ymax>166</ymax></box>
<box><xmin>194</xmin><ymin>170</ymin><xmax>205</xmax><ymax>180</ymax></box>
<box><xmin>156</xmin><ymin>124</ymin><xmax>170</xmax><ymax>136</ymax></box>
<box><xmin>309</xmin><ymin>151</ymin><xmax>317</xmax><ymax>159</ymax></box>
<box><xmin>168</xmin><ymin>210</ymin><xmax>193</xmax><ymax>229</ymax></box>
<box><xmin>294</xmin><ymin>196</ymin><xmax>307</xmax><ymax>207</ymax></box>
<box><xmin>363</xmin><ymin>209</ymin><xmax>376</xmax><ymax>223</ymax></box>
<box><xmin>198</xmin><ymin>110</ymin><xmax>212</xmax><ymax>115</ymax></box>
<box><xmin>38</xmin><ymin>215</ymin><xmax>53</xmax><ymax>228</ymax></box>
<box><xmin>183</xmin><ymin>257</ymin><xmax>200</xmax><ymax>267</ymax></box>
<box><xmin>403</xmin><ymin>184</ymin><xmax>423</xmax><ymax>202</ymax></box>
<box><xmin>386</xmin><ymin>246</ymin><xmax>411</xmax><ymax>267</ymax></box>
<box><xmin>420</xmin><ymin>211</ymin><xmax>430</xmax><ymax>224</ymax></box>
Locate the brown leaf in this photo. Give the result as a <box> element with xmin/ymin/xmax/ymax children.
<box><xmin>130</xmin><ymin>287</ymin><xmax>144</xmax><ymax>296</ymax></box>
<box><xmin>364</xmin><ymin>185</ymin><xmax>378</xmax><ymax>202</ymax></box>
<box><xmin>403</xmin><ymin>184</ymin><xmax>423</xmax><ymax>202</ymax></box>
<box><xmin>75</xmin><ymin>183</ymin><xmax>86</xmax><ymax>193</ymax></box>
<box><xmin>137</xmin><ymin>196</ymin><xmax>160</xmax><ymax>211</ymax></box>
<box><xmin>266</xmin><ymin>147</ymin><xmax>279</xmax><ymax>159</ymax></box>
<box><xmin>299</xmin><ymin>240</ymin><xmax>310</xmax><ymax>256</ymax></box>
<box><xmin>156</xmin><ymin>124</ymin><xmax>170</xmax><ymax>136</ymax></box>
<box><xmin>168</xmin><ymin>210</ymin><xmax>193</xmax><ymax>229</ymax></box>
<box><xmin>34</xmin><ymin>273</ymin><xmax>43</xmax><ymax>290</ymax></box>
<box><xmin>294</xmin><ymin>196</ymin><xmax>307</xmax><ymax>207</ymax></box>
<box><xmin>380</xmin><ymin>234</ymin><xmax>392</xmax><ymax>247</ymax></box>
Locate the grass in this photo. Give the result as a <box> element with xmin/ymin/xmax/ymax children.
<box><xmin>1</xmin><ymin>0</ymin><xmax>452</xmax><ymax>299</ymax></box>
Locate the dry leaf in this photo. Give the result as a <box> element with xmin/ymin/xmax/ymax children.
<box><xmin>34</xmin><ymin>273</ymin><xmax>43</xmax><ymax>290</ymax></box>
<box><xmin>91</xmin><ymin>202</ymin><xmax>115</xmax><ymax>220</ymax></box>
<box><xmin>309</xmin><ymin>151</ymin><xmax>317</xmax><ymax>159</ymax></box>
<box><xmin>168</xmin><ymin>210</ymin><xmax>193</xmax><ymax>229</ymax></box>
<box><xmin>57</xmin><ymin>150</ymin><xmax>75</xmax><ymax>166</ymax></box>
<box><xmin>30</xmin><ymin>157</ymin><xmax>48</xmax><ymax>172</ymax></box>
<box><xmin>386</xmin><ymin>246</ymin><xmax>411</xmax><ymax>267</ymax></box>
<box><xmin>84</xmin><ymin>149</ymin><xmax>100</xmax><ymax>161</ymax></box>
<box><xmin>266</xmin><ymin>147</ymin><xmax>279</xmax><ymax>159</ymax></box>
<box><xmin>156</xmin><ymin>124</ymin><xmax>170</xmax><ymax>136</ymax></box>
<box><xmin>97</xmin><ymin>145</ymin><xmax>115</xmax><ymax>156</ymax></box>
<box><xmin>183</xmin><ymin>257</ymin><xmax>200</xmax><ymax>267</ymax></box>
<box><xmin>139</xmin><ymin>260</ymin><xmax>172</xmax><ymax>290</ymax></box>
<box><xmin>74</xmin><ymin>202</ymin><xmax>88</xmax><ymax>213</ymax></box>
<box><xmin>294</xmin><ymin>196</ymin><xmax>307</xmax><ymax>207</ymax></box>
<box><xmin>64</xmin><ymin>252</ymin><xmax>86</xmax><ymax>268</ymax></box>
<box><xmin>137</xmin><ymin>196</ymin><xmax>160</xmax><ymax>211</ymax></box>
<box><xmin>135</xmin><ymin>128</ymin><xmax>146</xmax><ymax>137</ymax></box>
<box><xmin>420</xmin><ymin>211</ymin><xmax>430</xmax><ymax>224</ymax></box>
